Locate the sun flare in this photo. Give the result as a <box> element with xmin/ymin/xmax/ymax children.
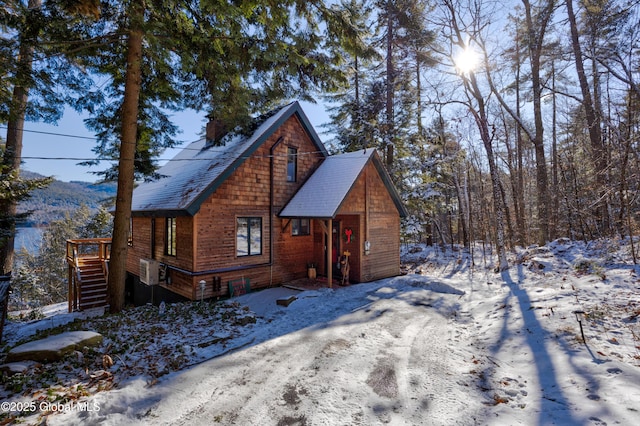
<box><xmin>454</xmin><ymin>47</ymin><xmax>479</xmax><ymax>74</ymax></box>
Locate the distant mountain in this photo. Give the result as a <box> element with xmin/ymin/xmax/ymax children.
<box><xmin>17</xmin><ymin>171</ymin><xmax>117</xmax><ymax>226</ymax></box>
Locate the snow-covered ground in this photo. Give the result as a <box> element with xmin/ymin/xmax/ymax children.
<box><xmin>2</xmin><ymin>238</ymin><xmax>640</xmax><ymax>425</ymax></box>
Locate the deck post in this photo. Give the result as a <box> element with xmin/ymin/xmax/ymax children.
<box><xmin>68</xmin><ymin>264</ymin><xmax>72</xmax><ymax>313</ymax></box>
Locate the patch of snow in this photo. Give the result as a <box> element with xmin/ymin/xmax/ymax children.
<box><xmin>2</xmin><ymin>239</ymin><xmax>640</xmax><ymax>425</ymax></box>
<box><xmin>6</xmin><ymin>331</ymin><xmax>102</xmax><ymax>362</ymax></box>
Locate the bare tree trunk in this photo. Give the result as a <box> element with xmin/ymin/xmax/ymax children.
<box><xmin>453</xmin><ymin>169</ymin><xmax>469</xmax><ymax>248</ymax></box>
<box><xmin>551</xmin><ymin>60</ymin><xmax>559</xmax><ymax>240</ymax></box>
<box><xmin>107</xmin><ymin>3</ymin><xmax>144</xmax><ymax>313</ymax></box>
<box><xmin>0</xmin><ymin>0</ymin><xmax>41</xmax><ymax>276</ymax></box>
<box><xmin>466</xmin><ymin>162</ymin><xmax>473</xmax><ymax>249</ymax></box>
<box><xmin>513</xmin><ymin>21</ymin><xmax>526</xmax><ymax>246</ymax></box>
<box><xmin>619</xmin><ymin>90</ymin><xmax>636</xmax><ymax>262</ymax></box>
<box><xmin>522</xmin><ymin>0</ymin><xmax>552</xmax><ymax>245</ymax></box>
<box><xmin>565</xmin><ymin>0</ymin><xmax>609</xmax><ymax>233</ymax></box>
<box><xmin>465</xmin><ymin>73</ymin><xmax>509</xmax><ymax>269</ymax></box>
<box><xmin>444</xmin><ymin>0</ymin><xmax>508</xmax><ymax>270</ymax></box>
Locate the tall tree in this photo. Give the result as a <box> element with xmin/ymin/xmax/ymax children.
<box><xmin>72</xmin><ymin>1</ymin><xmax>356</xmax><ymax>312</ymax></box>
<box><xmin>592</xmin><ymin>0</ymin><xmax>640</xmax><ymax>100</ymax></box>
<box><xmin>324</xmin><ymin>0</ymin><xmax>380</xmax><ymax>153</ymax></box>
<box><xmin>565</xmin><ymin>0</ymin><xmax>608</xmax><ymax>233</ymax></box>
<box><xmin>0</xmin><ymin>0</ymin><xmax>42</xmax><ymax>276</ymax></box>
<box><xmin>374</xmin><ymin>0</ymin><xmax>431</xmax><ymax>169</ymax></box>
<box><xmin>485</xmin><ymin>0</ymin><xmax>555</xmax><ymax>246</ymax></box>
<box><xmin>442</xmin><ymin>0</ymin><xmax>509</xmax><ymax>270</ymax></box>
<box><xmin>0</xmin><ymin>0</ymin><xmax>94</xmax><ymax>275</ymax></box>
<box><xmin>106</xmin><ymin>1</ymin><xmax>144</xmax><ymax>313</ymax></box>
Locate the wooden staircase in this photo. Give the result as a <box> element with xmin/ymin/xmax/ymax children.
<box><xmin>67</xmin><ymin>239</ymin><xmax>111</xmax><ymax>312</ymax></box>
<box><xmin>75</xmin><ymin>257</ymin><xmax>108</xmax><ymax>310</ymax></box>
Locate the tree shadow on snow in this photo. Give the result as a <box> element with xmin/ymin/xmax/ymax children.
<box><xmin>488</xmin><ymin>267</ymin><xmax>581</xmax><ymax>425</ymax></box>
<box><xmin>492</xmin><ymin>265</ymin><xmax>629</xmax><ymax>424</ymax></box>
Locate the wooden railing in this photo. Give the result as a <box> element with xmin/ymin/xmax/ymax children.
<box><xmin>66</xmin><ymin>238</ymin><xmax>112</xmax><ymax>263</ymax></box>
<box><xmin>66</xmin><ymin>238</ymin><xmax>112</xmax><ymax>312</ymax></box>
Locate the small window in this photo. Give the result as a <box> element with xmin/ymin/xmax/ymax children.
<box><xmin>128</xmin><ymin>217</ymin><xmax>133</xmax><ymax>246</ymax></box>
<box><xmin>237</xmin><ymin>217</ymin><xmax>262</xmax><ymax>256</ymax></box>
<box><xmin>292</xmin><ymin>218</ymin><xmax>310</xmax><ymax>236</ymax></box>
<box><xmin>166</xmin><ymin>217</ymin><xmax>177</xmax><ymax>256</ymax></box>
<box><xmin>287</xmin><ymin>147</ymin><xmax>297</xmax><ymax>182</ymax></box>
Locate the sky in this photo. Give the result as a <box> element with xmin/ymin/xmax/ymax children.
<box><xmin>19</xmin><ymin>101</ymin><xmax>331</xmax><ymax>183</ymax></box>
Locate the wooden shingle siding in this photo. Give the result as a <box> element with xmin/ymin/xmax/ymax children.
<box><xmin>360</xmin><ymin>162</ymin><xmax>401</xmax><ymax>281</ymax></box>
<box><xmin>124</xmin><ymin>104</ymin><xmax>404</xmax><ymax>302</ymax></box>
<box><xmin>330</xmin><ymin>161</ymin><xmax>401</xmax><ymax>282</ymax></box>
<box><xmin>126</xmin><ymin>217</ymin><xmax>151</xmax><ymax>273</ymax></box>
<box><xmin>193</xmin><ymin>115</ymin><xmax>322</xmax><ymax>276</ymax></box>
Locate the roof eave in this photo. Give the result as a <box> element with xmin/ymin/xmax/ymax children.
<box><xmin>278</xmin><ymin>212</ymin><xmax>337</xmax><ymax>220</ymax></box>
<box><xmin>130</xmin><ymin>209</ymin><xmax>192</xmax><ymax>218</ymax></box>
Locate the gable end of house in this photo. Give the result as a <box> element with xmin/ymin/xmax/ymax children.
<box><xmin>184</xmin><ymin>103</ymin><xmax>328</xmax><ymax>216</ymax></box>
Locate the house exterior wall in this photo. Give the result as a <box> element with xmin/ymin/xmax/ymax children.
<box><xmin>360</xmin><ymin>164</ymin><xmax>402</xmax><ymax>281</ymax></box>
<box><xmin>336</xmin><ymin>162</ymin><xmax>401</xmax><ymax>282</ymax></box>
<box><xmin>126</xmin><ymin>114</ymin><xmax>324</xmax><ymax>300</ymax></box>
<box><xmin>126</xmin><ymin>114</ymin><xmax>404</xmax><ymax>303</ymax></box>
<box><xmin>127</xmin><ymin>216</ymin><xmax>196</xmax><ymax>300</ymax></box>
<box><xmin>309</xmin><ymin>161</ymin><xmax>402</xmax><ymax>284</ymax></box>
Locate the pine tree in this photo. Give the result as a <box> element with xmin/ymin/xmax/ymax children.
<box><xmin>324</xmin><ymin>0</ymin><xmax>380</xmax><ymax>153</ymax></box>
<box><xmin>61</xmin><ymin>1</ymin><xmax>358</xmax><ymax>312</ymax></box>
<box><xmin>0</xmin><ymin>166</ymin><xmax>51</xmax><ymax>276</ymax></box>
<box><xmin>0</xmin><ymin>0</ymin><xmax>99</xmax><ymax>276</ymax></box>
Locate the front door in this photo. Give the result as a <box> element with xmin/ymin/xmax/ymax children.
<box><xmin>325</xmin><ymin>220</ymin><xmax>340</xmax><ymax>276</ymax></box>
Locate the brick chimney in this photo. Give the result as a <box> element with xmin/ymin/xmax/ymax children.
<box><xmin>205</xmin><ymin>114</ymin><xmax>227</xmax><ymax>146</ymax></box>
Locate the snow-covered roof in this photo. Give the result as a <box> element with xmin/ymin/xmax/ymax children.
<box><xmin>279</xmin><ymin>149</ymin><xmax>407</xmax><ymax>219</ymax></box>
<box><xmin>131</xmin><ymin>102</ymin><xmax>327</xmax><ymax>216</ymax></box>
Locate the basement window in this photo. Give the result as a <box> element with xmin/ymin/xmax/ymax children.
<box><xmin>237</xmin><ymin>217</ymin><xmax>262</xmax><ymax>256</ymax></box>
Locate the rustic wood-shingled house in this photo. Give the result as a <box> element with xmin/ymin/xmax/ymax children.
<box><xmin>125</xmin><ymin>101</ymin><xmax>407</xmax><ymax>304</ymax></box>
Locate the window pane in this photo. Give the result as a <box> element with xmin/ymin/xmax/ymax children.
<box><xmin>249</xmin><ymin>217</ymin><xmax>262</xmax><ymax>255</ymax></box>
<box><xmin>165</xmin><ymin>217</ymin><xmax>177</xmax><ymax>256</ymax></box>
<box><xmin>237</xmin><ymin>217</ymin><xmax>262</xmax><ymax>256</ymax></box>
<box><xmin>292</xmin><ymin>218</ymin><xmax>310</xmax><ymax>236</ymax></box>
<box><xmin>287</xmin><ymin>147</ymin><xmax>297</xmax><ymax>182</ymax></box>
<box><xmin>237</xmin><ymin>217</ymin><xmax>248</xmax><ymax>256</ymax></box>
